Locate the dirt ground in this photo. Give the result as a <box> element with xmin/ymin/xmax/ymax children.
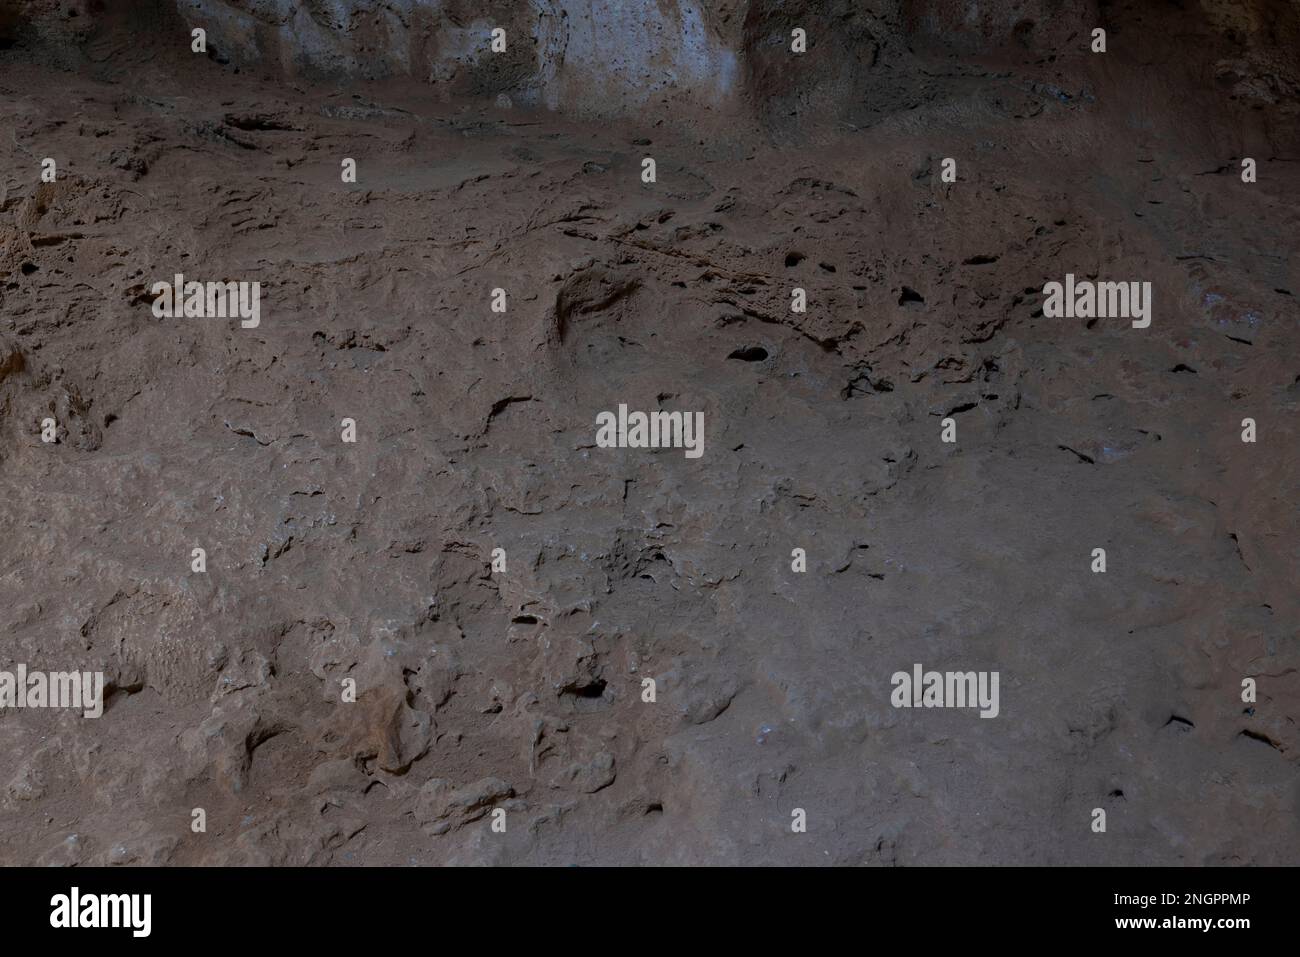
<box><xmin>0</xmin><ymin>0</ymin><xmax>1297</xmax><ymax>865</ymax></box>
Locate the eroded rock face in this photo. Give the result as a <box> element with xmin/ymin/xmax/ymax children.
<box><xmin>7</xmin><ymin>1</ymin><xmax>1300</xmax><ymax>128</ymax></box>
<box><xmin>162</xmin><ymin>0</ymin><xmax>742</xmax><ymax>114</ymax></box>
<box><xmin>0</xmin><ymin>0</ymin><xmax>1296</xmax><ymax>865</ymax></box>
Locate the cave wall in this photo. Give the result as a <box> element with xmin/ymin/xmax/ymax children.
<box><xmin>4</xmin><ymin>0</ymin><xmax>1299</xmax><ymax>136</ymax></box>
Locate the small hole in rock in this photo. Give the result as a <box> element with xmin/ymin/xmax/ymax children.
<box><xmin>569</xmin><ymin>679</ymin><xmax>607</xmax><ymax>699</ymax></box>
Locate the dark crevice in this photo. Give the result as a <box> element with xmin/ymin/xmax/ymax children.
<box><xmin>224</xmin><ymin>112</ymin><xmax>297</xmax><ymax>131</ymax></box>
<box><xmin>1239</xmin><ymin>729</ymin><xmax>1284</xmax><ymax>752</ymax></box>
<box><xmin>1228</xmin><ymin>532</ymin><xmax>1251</xmax><ymax>571</ymax></box>
<box><xmin>562</xmin><ymin>677</ymin><xmax>607</xmax><ymax>699</ymax></box>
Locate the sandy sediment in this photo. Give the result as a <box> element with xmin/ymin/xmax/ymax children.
<box><xmin>0</xmin><ymin>0</ymin><xmax>1296</xmax><ymax>865</ymax></box>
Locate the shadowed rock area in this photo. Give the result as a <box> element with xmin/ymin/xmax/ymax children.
<box><xmin>0</xmin><ymin>0</ymin><xmax>1297</xmax><ymax>865</ymax></box>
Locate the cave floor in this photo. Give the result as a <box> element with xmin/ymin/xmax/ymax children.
<box><xmin>0</xmin><ymin>51</ymin><xmax>1297</xmax><ymax>865</ymax></box>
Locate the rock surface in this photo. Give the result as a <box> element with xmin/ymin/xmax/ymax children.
<box><xmin>0</xmin><ymin>0</ymin><xmax>1297</xmax><ymax>865</ymax></box>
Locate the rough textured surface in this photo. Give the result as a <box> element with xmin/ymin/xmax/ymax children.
<box><xmin>0</xmin><ymin>0</ymin><xmax>1297</xmax><ymax>865</ymax></box>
